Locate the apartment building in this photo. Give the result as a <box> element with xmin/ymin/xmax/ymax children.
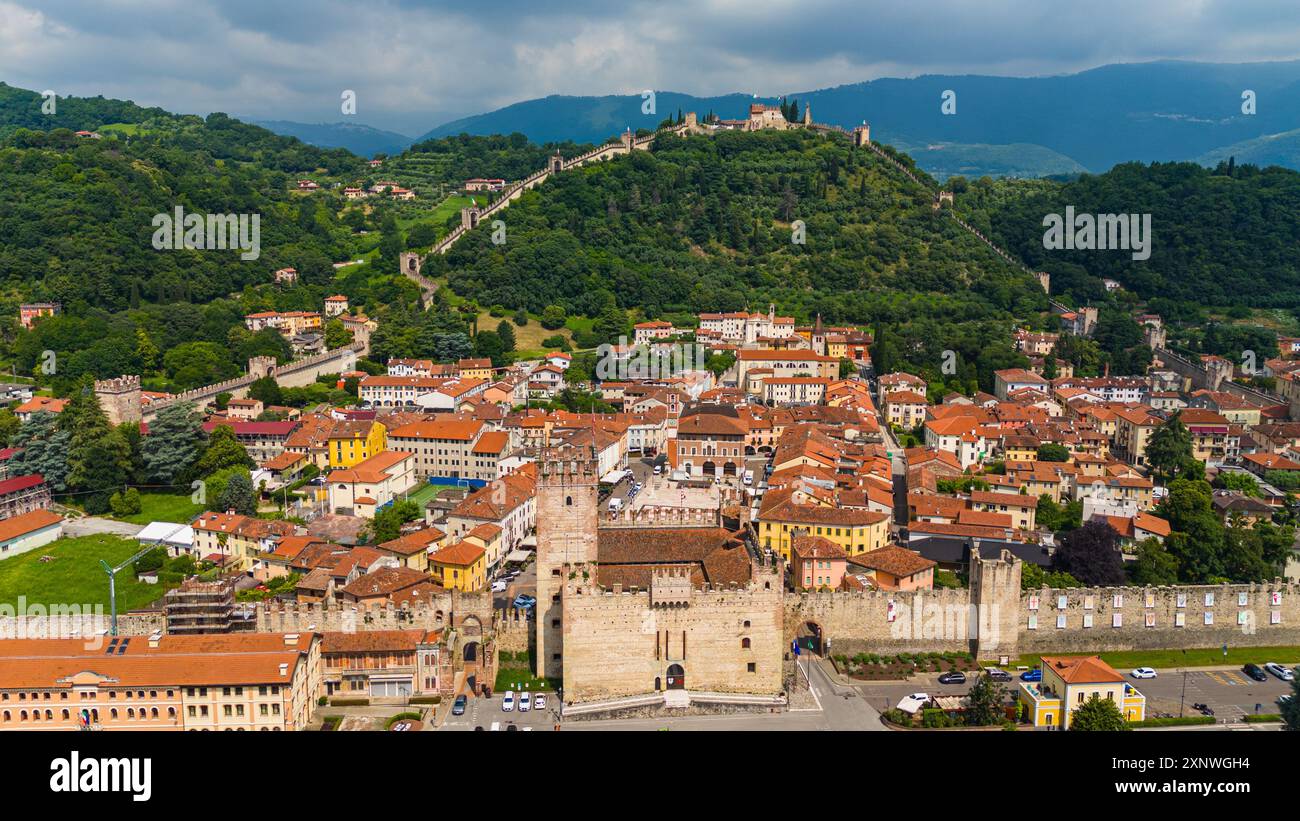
<box><xmin>0</xmin><ymin>633</ymin><xmax>320</xmax><ymax>732</ymax></box>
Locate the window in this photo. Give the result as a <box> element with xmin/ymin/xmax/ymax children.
<box><xmin>747</xmin><ymin>663</ymin><xmax>756</xmax><ymax>673</ymax></box>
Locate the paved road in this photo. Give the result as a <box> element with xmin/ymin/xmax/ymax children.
<box><xmin>803</xmin><ymin>657</ymin><xmax>885</xmax><ymax>730</ymax></box>
<box><xmin>61</xmin><ymin>517</ymin><xmax>144</xmax><ymax>538</ymax></box>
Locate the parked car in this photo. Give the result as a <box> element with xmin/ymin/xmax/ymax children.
<box><xmin>502</xmin><ymin>691</ymin><xmax>515</xmax><ymax>712</ymax></box>
<box><xmin>491</xmin><ymin>580</ymin><xmax>508</xmax><ymax>593</ymax></box>
<box><xmin>1243</xmin><ymin>663</ymin><xmax>1269</xmax><ymax>682</ymax></box>
<box><xmin>1130</xmin><ymin>667</ymin><xmax>1158</xmax><ymax>680</ymax></box>
<box><xmin>1264</xmin><ymin>662</ymin><xmax>1295</xmax><ymax>681</ymax></box>
<box><xmin>505</xmin><ymin>723</ymin><xmax>518</xmax><ymax>731</ymax></box>
<box><xmin>937</xmin><ymin>671</ymin><xmax>966</xmax><ymax>685</ymax></box>
<box><xmin>451</xmin><ymin>695</ymin><xmax>467</xmax><ymax>716</ymax></box>
<box><xmin>1020</xmin><ymin>668</ymin><xmax>1042</xmax><ymax>682</ymax></box>
<box><xmin>534</xmin><ymin>693</ymin><xmax>547</xmax><ymax>711</ymax></box>
<box><xmin>653</xmin><ymin>465</ymin><xmax>662</xmax><ymax>475</ymax></box>
<box><xmin>512</xmin><ymin>594</ymin><xmax>536</xmax><ymax>609</ymax></box>
<box><xmin>983</xmin><ymin>668</ymin><xmax>1012</xmax><ymax>682</ymax></box>
<box><xmin>519</xmin><ymin>691</ymin><xmax>531</xmax><ymax>712</ymax></box>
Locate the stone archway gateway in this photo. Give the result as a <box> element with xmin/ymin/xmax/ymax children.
<box><xmin>463</xmin><ymin>641</ymin><xmax>480</xmax><ymax>663</ymax></box>
<box><xmin>797</xmin><ymin>621</ymin><xmax>824</xmax><ymax>656</ymax></box>
<box><xmin>666</xmin><ymin>664</ymin><xmax>685</xmax><ymax>690</ymax></box>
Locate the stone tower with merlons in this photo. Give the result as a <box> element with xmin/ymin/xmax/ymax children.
<box><xmin>534</xmin><ymin>444</ymin><xmax>599</xmax><ymax>680</ymax></box>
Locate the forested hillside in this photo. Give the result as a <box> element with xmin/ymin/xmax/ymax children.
<box><xmin>0</xmin><ymin>86</ymin><xmax>439</xmax><ymax>395</ymax></box>
<box><xmin>958</xmin><ymin>161</ymin><xmax>1300</xmax><ymax>310</ymax></box>
<box><xmin>418</xmin><ymin>129</ymin><xmax>1051</xmax><ymax>392</ymax></box>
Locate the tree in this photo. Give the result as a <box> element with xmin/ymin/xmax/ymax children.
<box><xmin>64</xmin><ymin>378</ymin><xmax>133</xmax><ymax>514</ymax></box>
<box><xmin>1128</xmin><ymin>538</ymin><xmax>1180</xmax><ymax>585</ymax></box>
<box><xmin>6</xmin><ymin>411</ymin><xmax>71</xmax><ymax>491</ymax></box>
<box><xmin>964</xmin><ymin>674</ymin><xmax>1007</xmax><ymax>726</ymax></box>
<box><xmin>1036</xmin><ymin>443</ymin><xmax>1070</xmax><ymax>462</ymax></box>
<box><xmin>248</xmin><ymin>376</ymin><xmax>284</xmax><ymax>407</ymax></box>
<box><xmin>215</xmin><ymin>471</ymin><xmax>257</xmax><ymax>516</ymax></box>
<box><xmin>1036</xmin><ymin>494</ymin><xmax>1081</xmax><ymax>533</ymax></box>
<box><xmin>142</xmin><ymin>401</ymin><xmax>205</xmax><ymax>484</ymax></box>
<box><xmin>109</xmin><ymin>487</ymin><xmax>142</xmax><ymax>517</ymax></box>
<box><xmin>324</xmin><ymin>319</ymin><xmax>354</xmax><ymax>349</ymax></box>
<box><xmin>1040</xmin><ymin>355</ymin><xmax>1057</xmax><ymax>380</ymax></box>
<box><xmin>1053</xmin><ymin>519</ymin><xmax>1125</xmax><ymax>585</ymax></box>
<box><xmin>1212</xmin><ymin>470</ymin><xmax>1259</xmax><ymax>496</ymax></box>
<box><xmin>513</xmin><ymin>308</ymin><xmax>528</xmax><ymax>326</ymax></box>
<box><xmin>496</xmin><ymin>320</ymin><xmax>516</xmax><ymax>352</ymax></box>
<box><xmin>1070</xmin><ymin>693</ymin><xmax>1130</xmax><ymax>731</ymax></box>
<box><xmin>194</xmin><ymin>425</ymin><xmax>255</xmax><ymax>477</ymax></box>
<box><xmin>540</xmin><ymin>305</ymin><xmax>567</xmax><ymax>330</ymax></box>
<box><xmin>1021</xmin><ymin>563</ymin><xmax>1080</xmax><ymax>591</ymax></box>
<box><xmin>1283</xmin><ymin>676</ymin><xmax>1300</xmax><ymax>731</ymax></box>
<box><xmin>1147</xmin><ymin>411</ymin><xmax>1195</xmax><ymax>480</ymax></box>
<box><xmin>366</xmin><ymin>500</ymin><xmax>421</xmax><ymax>543</ymax></box>
<box><xmin>473</xmin><ymin>330</ymin><xmax>506</xmax><ymax>366</ymax></box>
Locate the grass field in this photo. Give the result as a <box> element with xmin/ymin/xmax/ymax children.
<box><xmin>0</xmin><ymin>534</ymin><xmax>172</xmax><ymax>611</ymax></box>
<box><xmin>995</xmin><ymin>646</ymin><xmax>1300</xmax><ymax>671</ymax></box>
<box><xmin>112</xmin><ymin>491</ymin><xmax>205</xmax><ymax>525</ymax></box>
<box><xmin>402</xmin><ymin>482</ymin><xmax>448</xmax><ymax>508</ymax></box>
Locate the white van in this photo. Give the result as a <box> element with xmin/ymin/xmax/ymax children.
<box><xmin>608</xmin><ymin>497</ymin><xmax>623</xmax><ymax>514</ymax></box>
<box><xmin>653</xmin><ymin>464</ymin><xmax>663</xmax><ymax>475</ymax></box>
<box><xmin>502</xmin><ymin>691</ymin><xmax>515</xmax><ymax>712</ymax></box>
<box><xmin>743</xmin><ymin>470</ymin><xmax>754</xmax><ymax>486</ymax></box>
<box><xmin>519</xmin><ymin>691</ymin><xmax>532</xmax><ymax>712</ymax></box>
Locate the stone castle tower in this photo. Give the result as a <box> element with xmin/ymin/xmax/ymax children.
<box><xmin>94</xmin><ymin>376</ymin><xmax>141</xmax><ymax>426</ymax></box>
<box><xmin>534</xmin><ymin>446</ymin><xmax>600</xmax><ymax>679</ymax></box>
<box><xmin>248</xmin><ymin>356</ymin><xmax>277</xmax><ymax>380</ymax></box>
<box><xmin>853</xmin><ymin>123</ymin><xmax>871</xmax><ymax>147</ymax></box>
<box><xmin>398</xmin><ymin>251</ymin><xmax>422</xmax><ymax>276</ymax></box>
<box><xmin>967</xmin><ymin>548</ymin><xmax>1022</xmax><ymax>658</ymax></box>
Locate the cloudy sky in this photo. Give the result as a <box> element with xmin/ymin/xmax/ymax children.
<box><xmin>3</xmin><ymin>0</ymin><xmax>1299</xmax><ymax>135</ymax></box>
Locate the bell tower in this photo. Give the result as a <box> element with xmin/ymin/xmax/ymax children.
<box><xmin>534</xmin><ymin>445</ymin><xmax>600</xmax><ymax>680</ymax></box>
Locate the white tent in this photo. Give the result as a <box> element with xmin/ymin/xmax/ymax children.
<box><xmin>136</xmin><ymin>521</ymin><xmax>194</xmax><ymax>553</ymax></box>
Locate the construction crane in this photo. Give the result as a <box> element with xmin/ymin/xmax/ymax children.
<box><xmin>99</xmin><ymin>545</ymin><xmax>155</xmax><ymax>636</ymax></box>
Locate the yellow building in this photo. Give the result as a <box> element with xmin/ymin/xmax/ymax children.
<box><xmin>429</xmin><ymin>540</ymin><xmax>486</xmax><ymax>592</ymax></box>
<box><xmin>457</xmin><ymin>358</ymin><xmax>494</xmax><ymax>381</ymax></box>
<box><xmin>328</xmin><ymin>420</ymin><xmax>387</xmax><ymax>468</ymax></box>
<box><xmin>757</xmin><ymin>489</ymin><xmax>890</xmax><ymax>562</ymax></box>
<box><xmin>1019</xmin><ymin>655</ymin><xmax>1146</xmax><ymax>729</ymax></box>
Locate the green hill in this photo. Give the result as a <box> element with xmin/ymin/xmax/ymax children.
<box><xmin>419</xmin><ymin>128</ymin><xmax>1050</xmax><ymax>392</ymax></box>
<box><xmin>964</xmin><ymin>160</ymin><xmax>1300</xmax><ymax>310</ymax></box>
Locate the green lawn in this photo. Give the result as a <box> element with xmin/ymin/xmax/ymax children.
<box><xmin>401</xmin><ymin>482</ymin><xmax>445</xmax><ymax>508</ymax></box>
<box><xmin>113</xmin><ymin>492</ymin><xmax>205</xmax><ymax>525</ymax></box>
<box><xmin>0</xmin><ymin>534</ymin><xmax>173</xmax><ymax>611</ymax></box>
<box><xmin>994</xmin><ymin>646</ymin><xmax>1300</xmax><ymax>671</ymax></box>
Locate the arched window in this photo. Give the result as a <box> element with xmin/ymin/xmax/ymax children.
<box><xmin>741</xmin><ymin>638</ymin><xmax>751</xmax><ymax>649</ymax></box>
<box><xmin>566</xmin><ymin>496</ymin><xmax>572</xmax><ymax>506</ymax></box>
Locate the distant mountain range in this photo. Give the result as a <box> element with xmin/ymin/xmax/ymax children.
<box><xmin>253</xmin><ymin>60</ymin><xmax>1300</xmax><ymax>178</ymax></box>
<box><xmin>246</xmin><ymin>119</ymin><xmax>413</xmax><ymax>157</ymax></box>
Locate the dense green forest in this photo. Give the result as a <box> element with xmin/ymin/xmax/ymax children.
<box><xmin>421</xmin><ymin>129</ymin><xmax>1050</xmax><ymax>392</ymax></box>
<box><xmin>957</xmin><ymin>161</ymin><xmax>1300</xmax><ymax>309</ymax></box>
<box><xmin>388</xmin><ymin>133</ymin><xmax>593</xmax><ymax>194</ymax></box>
<box><xmin>0</xmin><ymin>86</ymin><xmax>444</xmax><ymax>394</ymax></box>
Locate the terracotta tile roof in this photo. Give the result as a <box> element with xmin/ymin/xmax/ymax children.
<box><xmin>847</xmin><ymin>545</ymin><xmax>936</xmax><ymax>577</ymax></box>
<box><xmin>595</xmin><ymin>527</ymin><xmax>751</xmax><ymax>587</ymax></box>
<box><xmin>328</xmin><ymin>450</ymin><xmax>413</xmax><ymax>483</ymax></box>
<box><xmin>321</xmin><ymin>629</ymin><xmax>432</xmax><ymax>654</ymax></box>
<box><xmin>389</xmin><ymin>419</ymin><xmax>484</xmax><ymax>441</ymax></box>
<box><xmin>378</xmin><ymin>528</ymin><xmax>444</xmax><ymax>556</ymax></box>
<box><xmin>1040</xmin><ymin>655</ymin><xmax>1124</xmax><ymax>684</ymax></box>
<box><xmin>0</xmin><ymin>509</ymin><xmax>62</xmax><ymax>542</ymax></box>
<box><xmin>431</xmin><ymin>540</ymin><xmax>485</xmax><ymax>567</ymax></box>
<box><xmin>792</xmin><ymin>534</ymin><xmax>846</xmax><ymax>560</ymax></box>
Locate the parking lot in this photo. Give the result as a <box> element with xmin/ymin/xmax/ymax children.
<box><xmin>440</xmin><ymin>690</ymin><xmax>562</xmax><ymax>732</ymax></box>
<box><xmin>851</xmin><ymin>665</ymin><xmax>1294</xmax><ymax>724</ymax></box>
